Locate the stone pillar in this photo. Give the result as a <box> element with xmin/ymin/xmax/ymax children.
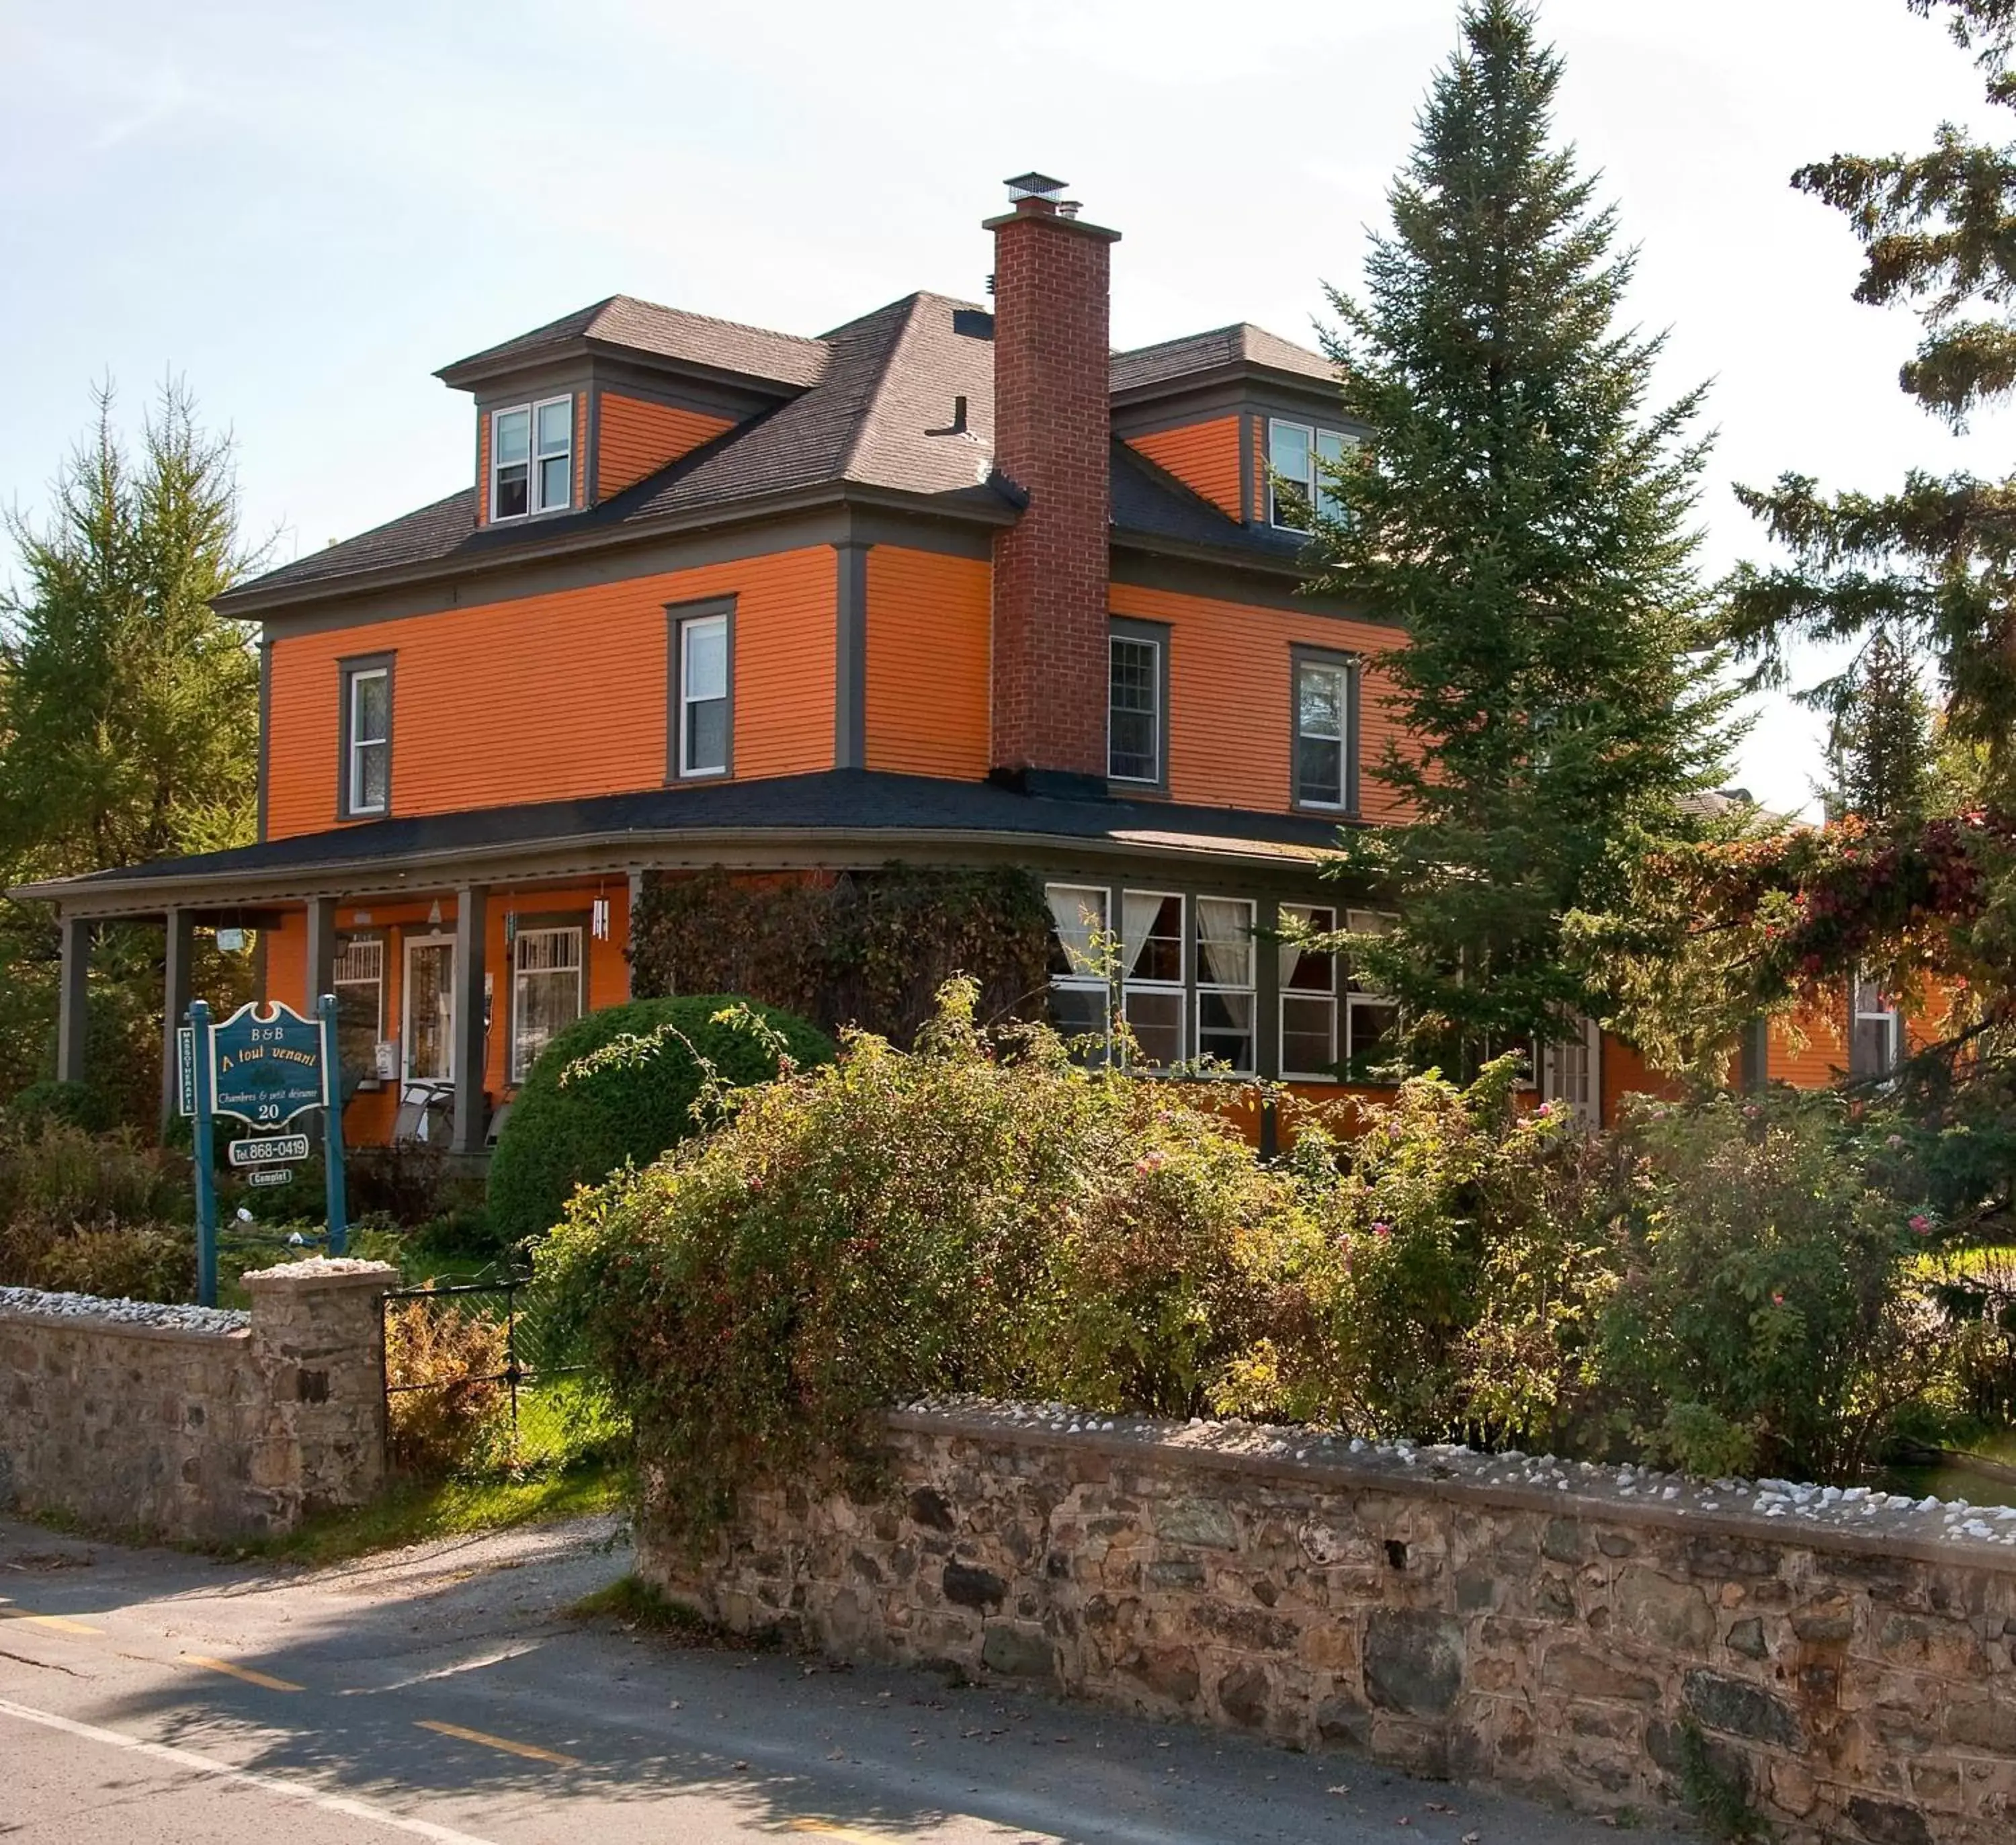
<box><xmin>56</xmin><ymin>912</ymin><xmax>91</xmax><ymax>1086</ymax></box>
<box><xmin>305</xmin><ymin>896</ymin><xmax>338</xmax><ymax>1013</ymax></box>
<box><xmin>452</xmin><ymin>886</ymin><xmax>489</xmax><ymax>1154</ymax></box>
<box><xmin>159</xmin><ymin>908</ymin><xmax>194</xmax><ymax>1139</ymax></box>
<box><xmin>241</xmin><ymin>1258</ymin><xmax>398</xmax><ymax>1527</ymax></box>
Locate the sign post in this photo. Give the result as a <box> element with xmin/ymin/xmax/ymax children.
<box><xmin>317</xmin><ymin>992</ymin><xmax>349</xmax><ymax>1257</ymax></box>
<box><xmin>187</xmin><ymin>1000</ymin><xmax>219</xmax><ymax>1306</ymax></box>
<box><xmin>187</xmin><ymin>996</ymin><xmax>349</xmax><ymax>1302</ymax></box>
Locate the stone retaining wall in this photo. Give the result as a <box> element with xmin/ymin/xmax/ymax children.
<box><xmin>640</xmin><ymin>1402</ymin><xmax>2016</xmax><ymax>1845</ymax></box>
<box><xmin>0</xmin><ymin>1259</ymin><xmax>398</xmax><ymax>1541</ymax></box>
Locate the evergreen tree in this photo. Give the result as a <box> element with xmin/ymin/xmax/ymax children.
<box><xmin>1727</xmin><ymin>0</ymin><xmax>2016</xmax><ymax>802</ymax></box>
<box><xmin>1310</xmin><ymin>0</ymin><xmax>1738</xmax><ymax>1068</ymax></box>
<box><xmin>0</xmin><ymin>381</ymin><xmax>265</xmax><ymax>1118</ymax></box>
<box><xmin>1818</xmin><ymin>626</ymin><xmax>1936</xmax><ymax>826</ymax></box>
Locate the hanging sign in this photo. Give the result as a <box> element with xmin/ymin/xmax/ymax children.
<box><xmin>177</xmin><ymin>1025</ymin><xmax>196</xmax><ymax>1117</ymax></box>
<box><xmin>209</xmin><ymin>1000</ymin><xmax>328</xmax><ymax>1127</ymax></box>
<box><xmin>246</xmin><ymin>1167</ymin><xmax>295</xmax><ymax>1189</ymax></box>
<box><xmin>228</xmin><ymin>1132</ymin><xmax>310</xmax><ymax>1168</ymax></box>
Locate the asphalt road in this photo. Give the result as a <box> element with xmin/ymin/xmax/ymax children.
<box><xmin>0</xmin><ymin>1512</ymin><xmax>1679</xmax><ymax>1844</ymax></box>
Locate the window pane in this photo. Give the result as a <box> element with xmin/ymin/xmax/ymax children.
<box><xmin>1109</xmin><ymin>636</ymin><xmax>1159</xmax><ymax>781</ymax></box>
<box><xmin>535</xmin><ymin>399</ymin><xmax>571</xmax><ymax>454</ymax></box>
<box><xmin>333</xmin><ymin>937</ymin><xmax>384</xmax><ymax>1087</ymax></box>
<box><xmin>1198</xmin><ymin>988</ymin><xmax>1254</xmax><ymax>1072</ymax></box>
<box><xmin>1049</xmin><ymin>982</ymin><xmax>1109</xmax><ymax>1060</ymax></box>
<box><xmin>1283</xmin><ymin>993</ymin><xmax>1339</xmax><ymax>1077</ymax></box>
<box><xmin>1346</xmin><ymin>997</ymin><xmax>1400</xmax><ymax>1080</ymax></box>
<box><xmin>686</xmin><ymin>696</ymin><xmax>728</xmax><ymax>774</ymax></box>
<box><xmin>1297</xmin><ymin>735</ymin><xmax>1344</xmax><ymax>807</ymax></box>
<box><xmin>1269</xmin><ymin>420</ymin><xmax>1312</xmax><ymax>530</ymax></box>
<box><xmin>1123</xmin><ymin>988</ymin><xmax>1184</xmax><ymax>1069</ymax></box>
<box><xmin>351</xmin><ymin>670</ymin><xmax>388</xmax><ymax>744</ymax></box>
<box><xmin>1315</xmin><ymin>429</ymin><xmax>1350</xmax><ymax>521</ymax></box>
<box><xmin>538</xmin><ymin>453</ymin><xmax>570</xmax><ymax>511</ymax></box>
<box><xmin>406</xmin><ymin>943</ymin><xmax>453</xmax><ymax>1082</ymax></box>
<box><xmin>1046</xmin><ymin>884</ymin><xmax>1107</xmax><ymax>978</ymax></box>
<box><xmin>1196</xmin><ymin>897</ymin><xmax>1253</xmax><ymax>990</ymax></box>
<box><xmin>685</xmin><ymin>618</ymin><xmax>728</xmax><ymax>701</ymax></box>
<box><xmin>493</xmin><ymin>464</ymin><xmax>529</xmax><ymax>519</ymax></box>
<box><xmin>1123</xmin><ymin>892</ymin><xmax>1183</xmax><ymax>984</ymax></box>
<box><xmin>1298</xmin><ymin>664</ymin><xmax>1344</xmax><ymax>739</ymax></box>
<box><xmin>355</xmin><ymin>739</ymin><xmax>388</xmax><ymax>813</ymax></box>
<box><xmin>495</xmin><ymin>409</ymin><xmax>530</xmax><ymax>465</ymax></box>
<box><xmin>513</xmin><ymin>929</ymin><xmax>583</xmax><ymax>1084</ymax></box>
<box><xmin>1279</xmin><ymin>904</ymin><xmax>1337</xmax><ymax>993</ymax></box>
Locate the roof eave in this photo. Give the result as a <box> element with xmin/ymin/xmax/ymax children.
<box><xmin>434</xmin><ymin>334</ymin><xmax>823</xmax><ymax>398</ymax></box>
<box><xmin>1109</xmin><ymin>357</ymin><xmax>1343</xmax><ymax>414</ymax></box>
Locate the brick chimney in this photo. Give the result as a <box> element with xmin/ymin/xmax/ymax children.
<box><xmin>986</xmin><ymin>173</ymin><xmax>1120</xmax><ymax>795</ymax></box>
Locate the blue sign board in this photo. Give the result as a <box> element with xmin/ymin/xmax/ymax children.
<box><xmin>209</xmin><ymin>1000</ymin><xmax>327</xmax><ymax>1127</ymax></box>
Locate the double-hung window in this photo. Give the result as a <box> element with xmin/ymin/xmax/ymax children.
<box><xmin>491</xmin><ymin>396</ymin><xmax>573</xmax><ymax>520</ymax></box>
<box><xmin>1122</xmin><ymin>891</ymin><xmax>1185</xmax><ymax>1068</ymax></box>
<box><xmin>1851</xmin><ymin>974</ymin><xmax>1901</xmax><ymax>1080</ymax></box>
<box><xmin>342</xmin><ymin>660</ymin><xmax>390</xmax><ymax>818</ymax></box>
<box><xmin>1294</xmin><ymin>654</ymin><xmax>1355</xmax><ymax>811</ymax></box>
<box><xmin>333</xmin><ymin>935</ymin><xmax>386</xmax><ymax>1089</ymax></box>
<box><xmin>1280</xmin><ymin>903</ymin><xmax>1341</xmax><ymax>1080</ymax></box>
<box><xmin>1108</xmin><ymin>622</ymin><xmax>1165</xmax><ymax>787</ymax></box>
<box><xmin>1267</xmin><ymin>418</ymin><xmax>1351</xmax><ymax>532</ymax></box>
<box><xmin>511</xmin><ymin>925</ymin><xmax>585</xmax><ymax>1084</ymax></box>
<box><xmin>673</xmin><ymin>608</ymin><xmax>732</xmax><ymax>778</ymax></box>
<box><xmin>1195</xmin><ymin>897</ymin><xmax>1256</xmax><ymax>1073</ymax></box>
<box><xmin>1044</xmin><ymin>884</ymin><xmax>1111</xmax><ymax>1057</ymax></box>
<box><xmin>1344</xmin><ymin>908</ymin><xmax>1402</xmax><ymax>1081</ymax></box>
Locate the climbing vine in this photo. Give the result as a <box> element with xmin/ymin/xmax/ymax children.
<box><xmin>628</xmin><ymin>863</ymin><xmax>1054</xmax><ymax>1047</ymax></box>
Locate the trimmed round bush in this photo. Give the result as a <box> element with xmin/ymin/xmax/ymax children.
<box><xmin>487</xmin><ymin>994</ymin><xmax>833</xmax><ymax>1249</ymax></box>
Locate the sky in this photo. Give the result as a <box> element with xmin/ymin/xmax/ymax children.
<box><xmin>5</xmin><ymin>0</ymin><xmax>2015</xmax><ymax>819</ymax></box>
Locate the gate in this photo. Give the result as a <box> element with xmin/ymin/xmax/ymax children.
<box><xmin>381</xmin><ymin>1277</ymin><xmax>585</xmax><ymax>1473</ymax></box>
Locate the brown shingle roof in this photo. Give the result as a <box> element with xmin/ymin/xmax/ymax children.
<box><xmin>1111</xmin><ymin>322</ymin><xmax>1335</xmax><ymax>394</ymax></box>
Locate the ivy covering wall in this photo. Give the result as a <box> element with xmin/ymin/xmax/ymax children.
<box><xmin>628</xmin><ymin>864</ymin><xmax>1054</xmax><ymax>1047</ymax></box>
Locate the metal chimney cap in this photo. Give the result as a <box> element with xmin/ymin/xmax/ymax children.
<box><xmin>1004</xmin><ymin>171</ymin><xmax>1067</xmax><ymax>201</ymax></box>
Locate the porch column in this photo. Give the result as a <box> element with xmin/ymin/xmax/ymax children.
<box><xmin>55</xmin><ymin>912</ymin><xmax>90</xmax><ymax>1087</ymax></box>
<box><xmin>452</xmin><ymin>886</ymin><xmax>489</xmax><ymax>1154</ymax></box>
<box><xmin>304</xmin><ymin>896</ymin><xmax>338</xmax><ymax>1012</ymax></box>
<box><xmin>159</xmin><ymin>908</ymin><xmax>194</xmax><ymax>1138</ymax></box>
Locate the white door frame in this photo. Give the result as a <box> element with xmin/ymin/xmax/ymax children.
<box><xmin>1540</xmin><ymin>1017</ymin><xmax>1603</xmax><ymax>1125</ymax></box>
<box><xmin>402</xmin><ymin>932</ymin><xmax>456</xmax><ymax>1085</ymax></box>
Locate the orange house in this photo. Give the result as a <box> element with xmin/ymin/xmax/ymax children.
<box><xmin>18</xmin><ymin>174</ymin><xmax>1870</xmax><ymax>1152</ymax></box>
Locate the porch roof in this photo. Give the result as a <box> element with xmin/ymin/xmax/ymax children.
<box><xmin>12</xmin><ymin>771</ymin><xmax>1350</xmax><ymax>916</ymax></box>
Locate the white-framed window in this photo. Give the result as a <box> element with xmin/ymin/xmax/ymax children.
<box><xmin>677</xmin><ymin>612</ymin><xmax>731</xmax><ymax>778</ymax></box>
<box><xmin>1109</xmin><ymin>632</ymin><xmax>1163</xmax><ymax>785</ymax></box>
<box><xmin>491</xmin><ymin>395</ymin><xmax>573</xmax><ymax>520</ymax></box>
<box><xmin>1344</xmin><ymin>908</ymin><xmax>1402</xmax><ymax>1082</ymax></box>
<box><xmin>403</xmin><ymin>933</ymin><xmax>455</xmax><ymax>1084</ymax></box>
<box><xmin>512</xmin><ymin>925</ymin><xmax>585</xmax><ymax>1084</ymax></box>
<box><xmin>1044</xmin><ymin>884</ymin><xmax>1111</xmax><ymax>1058</ymax></box>
<box><xmin>1122</xmin><ymin>890</ymin><xmax>1185</xmax><ymax>1068</ymax></box>
<box><xmin>1195</xmin><ymin>897</ymin><xmax>1256</xmax><ymax>1074</ymax></box>
<box><xmin>1294</xmin><ymin>656</ymin><xmax>1353</xmax><ymax>810</ymax></box>
<box><xmin>1541</xmin><ymin>1017</ymin><xmax>1603</xmax><ymax>1124</ymax></box>
<box><xmin>1280</xmin><ymin>902</ymin><xmax>1340</xmax><ymax>1080</ymax></box>
<box><xmin>343</xmin><ymin>663</ymin><xmax>390</xmax><ymax>818</ymax></box>
<box><xmin>333</xmin><ymin>936</ymin><xmax>386</xmax><ymax>1088</ymax></box>
<box><xmin>1267</xmin><ymin>418</ymin><xmax>1351</xmax><ymax>531</ymax></box>
<box><xmin>1851</xmin><ymin>974</ymin><xmax>1902</xmax><ymax>1080</ymax></box>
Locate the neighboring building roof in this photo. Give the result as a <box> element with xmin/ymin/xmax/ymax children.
<box><xmin>17</xmin><ymin>771</ymin><xmax>1349</xmax><ymax>907</ymax></box>
<box><xmin>1110</xmin><ymin>323</ymin><xmax>1335</xmax><ymax>395</ymax></box>
<box><xmin>437</xmin><ymin>294</ymin><xmax>831</xmax><ymax>391</ymax></box>
<box><xmin>225</xmin><ymin>298</ymin><xmax>1332</xmax><ymax>610</ymax></box>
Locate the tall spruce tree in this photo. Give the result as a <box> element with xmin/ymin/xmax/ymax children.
<box><xmin>1310</xmin><ymin>0</ymin><xmax>1736</xmax><ymax>1068</ymax></box>
<box><xmin>1818</xmin><ymin>626</ymin><xmax>1936</xmax><ymax>827</ymax></box>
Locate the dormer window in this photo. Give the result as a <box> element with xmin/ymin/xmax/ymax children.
<box><xmin>1268</xmin><ymin>418</ymin><xmax>1351</xmax><ymax>532</ymax></box>
<box><xmin>491</xmin><ymin>396</ymin><xmax>573</xmax><ymax>519</ymax></box>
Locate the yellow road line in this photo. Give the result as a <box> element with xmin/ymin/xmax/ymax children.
<box><xmin>184</xmin><ymin>1654</ymin><xmax>304</xmax><ymax>1692</ymax></box>
<box><xmin>6</xmin><ymin>1613</ymin><xmax>102</xmax><ymax>1635</ymax></box>
<box><xmin>788</xmin><ymin>1823</ymin><xmax>908</xmax><ymax>1843</ymax></box>
<box><xmin>414</xmin><ymin>1717</ymin><xmax>579</xmax><ymax>1768</ymax></box>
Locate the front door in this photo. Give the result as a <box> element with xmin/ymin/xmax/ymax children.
<box><xmin>403</xmin><ymin>934</ymin><xmax>455</xmax><ymax>1084</ymax></box>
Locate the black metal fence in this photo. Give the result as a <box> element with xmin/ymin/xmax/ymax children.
<box><xmin>381</xmin><ymin>1276</ymin><xmax>589</xmax><ymax>1473</ymax></box>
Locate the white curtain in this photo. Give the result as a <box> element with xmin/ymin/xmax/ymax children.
<box><xmin>1197</xmin><ymin>898</ymin><xmax>1252</xmax><ymax>989</ymax></box>
<box><xmin>1046</xmin><ymin>888</ymin><xmax>1106</xmax><ymax>976</ymax></box>
<box><xmin>1124</xmin><ymin>892</ymin><xmax>1168</xmax><ymax>978</ymax></box>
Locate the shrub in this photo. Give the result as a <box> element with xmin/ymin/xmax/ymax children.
<box><xmin>24</xmin><ymin>1221</ymin><xmax>195</xmax><ymax>1301</ymax></box>
<box><xmin>0</xmin><ymin>1123</ymin><xmax>196</xmax><ymax>1299</ymax></box>
<box><xmin>540</xmin><ymin>984</ymin><xmax>1318</xmax><ymax>1541</ymax></box>
<box><xmin>1595</xmin><ymin>1091</ymin><xmax>1937</xmax><ymax>1482</ymax></box>
<box><xmin>384</xmin><ymin>1296</ymin><xmax>511</xmax><ymax>1474</ymax></box>
<box><xmin>487</xmin><ymin>994</ymin><xmax>833</xmax><ymax>1250</ymax></box>
<box><xmin>5</xmin><ymin>1079</ymin><xmax>114</xmax><ymax>1137</ymax></box>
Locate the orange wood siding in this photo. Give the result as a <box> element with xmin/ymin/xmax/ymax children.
<box><xmin>474</xmin><ymin>414</ymin><xmax>490</xmax><ymax>528</ymax></box>
<box><xmin>265</xmin><ymin>548</ymin><xmax>835</xmax><ymax>838</ymax></box>
<box><xmin>864</xmin><ymin>547</ymin><xmax>991</xmax><ymax>778</ymax></box>
<box><xmin>1599</xmin><ymin>1034</ymin><xmax>1682</xmax><ymax>1125</ymax></box>
<box><xmin>1125</xmin><ymin>417</ymin><xmax>1244</xmax><ymax>519</ymax></box>
<box><xmin>1769</xmin><ymin>1003</ymin><xmax>1849</xmax><ymax>1088</ymax></box>
<box><xmin>596</xmin><ymin>394</ymin><xmax>733</xmax><ymax>501</ymax></box>
<box><xmin>1107</xmin><ymin>581</ymin><xmax>1411</xmax><ymax>818</ymax></box>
